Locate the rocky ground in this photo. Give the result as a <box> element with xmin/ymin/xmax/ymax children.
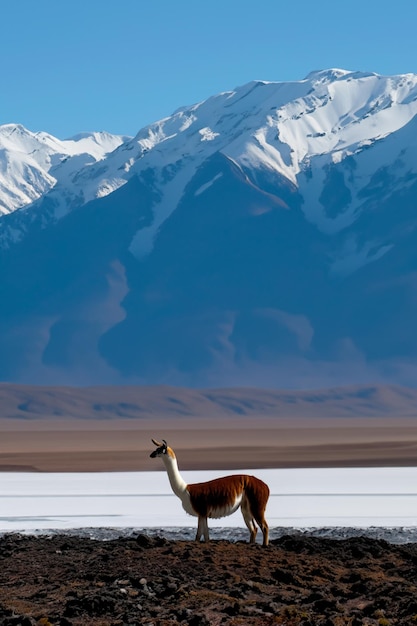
<box><xmin>0</xmin><ymin>533</ymin><xmax>417</xmax><ymax>625</ymax></box>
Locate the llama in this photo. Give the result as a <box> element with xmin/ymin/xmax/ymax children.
<box><xmin>150</xmin><ymin>438</ymin><xmax>269</xmax><ymax>546</ymax></box>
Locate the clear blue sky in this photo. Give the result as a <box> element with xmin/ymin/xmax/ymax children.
<box><xmin>2</xmin><ymin>0</ymin><xmax>416</xmax><ymax>139</ymax></box>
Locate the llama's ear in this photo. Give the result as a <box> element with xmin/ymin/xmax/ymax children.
<box><xmin>152</xmin><ymin>438</ymin><xmax>163</xmax><ymax>447</ymax></box>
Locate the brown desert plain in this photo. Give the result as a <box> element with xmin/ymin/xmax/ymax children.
<box><xmin>1</xmin><ymin>382</ymin><xmax>417</xmax><ymax>472</ymax></box>
<box><xmin>1</xmin><ymin>383</ymin><xmax>417</xmax><ymax>625</ymax></box>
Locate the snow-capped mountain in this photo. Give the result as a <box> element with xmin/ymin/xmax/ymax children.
<box><xmin>0</xmin><ymin>124</ymin><xmax>128</xmax><ymax>216</ymax></box>
<box><xmin>1</xmin><ymin>69</ymin><xmax>417</xmax><ymax>388</ymax></box>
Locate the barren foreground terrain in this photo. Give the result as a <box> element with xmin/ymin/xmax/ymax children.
<box><xmin>0</xmin><ymin>533</ymin><xmax>417</xmax><ymax>625</ymax></box>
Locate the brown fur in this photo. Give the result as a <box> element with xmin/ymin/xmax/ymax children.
<box><xmin>188</xmin><ymin>475</ymin><xmax>267</xmax><ymax>516</ymax></box>
<box><xmin>188</xmin><ymin>474</ymin><xmax>270</xmax><ymax>546</ymax></box>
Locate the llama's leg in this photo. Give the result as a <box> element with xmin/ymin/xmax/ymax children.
<box><xmin>196</xmin><ymin>516</ymin><xmax>203</xmax><ymax>541</ymax></box>
<box><xmin>260</xmin><ymin>519</ymin><xmax>269</xmax><ymax>547</ymax></box>
<box><xmin>196</xmin><ymin>516</ymin><xmax>209</xmax><ymax>542</ymax></box>
<box><xmin>253</xmin><ymin>510</ymin><xmax>269</xmax><ymax>546</ymax></box>
<box><xmin>202</xmin><ymin>516</ymin><xmax>209</xmax><ymax>542</ymax></box>
<box><xmin>241</xmin><ymin>496</ymin><xmax>258</xmax><ymax>543</ymax></box>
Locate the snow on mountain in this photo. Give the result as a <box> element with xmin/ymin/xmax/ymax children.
<box><xmin>2</xmin><ymin>68</ymin><xmax>417</xmax><ymax>259</ymax></box>
<box><xmin>8</xmin><ymin>68</ymin><xmax>412</xmax><ymax>260</ymax></box>
<box><xmin>0</xmin><ymin>124</ymin><xmax>129</xmax><ymax>216</ymax></box>
<box><xmin>2</xmin><ymin>70</ymin><xmax>417</xmax><ymax>227</ymax></box>
<box><xmin>2</xmin><ymin>69</ymin><xmax>417</xmax><ymax>387</ymax></box>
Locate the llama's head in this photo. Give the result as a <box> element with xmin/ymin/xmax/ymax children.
<box><xmin>150</xmin><ymin>438</ymin><xmax>168</xmax><ymax>458</ymax></box>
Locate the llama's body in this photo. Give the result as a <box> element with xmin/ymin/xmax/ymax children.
<box><xmin>150</xmin><ymin>439</ymin><xmax>269</xmax><ymax>546</ymax></box>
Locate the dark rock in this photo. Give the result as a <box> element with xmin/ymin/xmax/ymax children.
<box><xmin>187</xmin><ymin>614</ymin><xmax>210</xmax><ymax>626</ymax></box>
<box><xmin>272</xmin><ymin>567</ymin><xmax>298</xmax><ymax>584</ymax></box>
<box><xmin>135</xmin><ymin>534</ymin><xmax>153</xmax><ymax>548</ymax></box>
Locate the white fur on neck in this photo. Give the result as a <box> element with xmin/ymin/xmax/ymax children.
<box><xmin>161</xmin><ymin>450</ymin><xmax>188</xmax><ymax>498</ymax></box>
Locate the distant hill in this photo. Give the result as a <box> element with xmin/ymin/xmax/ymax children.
<box><xmin>1</xmin><ymin>383</ymin><xmax>417</xmax><ymax>420</ymax></box>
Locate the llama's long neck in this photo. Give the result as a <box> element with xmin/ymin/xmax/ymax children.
<box><xmin>162</xmin><ymin>449</ymin><xmax>188</xmax><ymax>498</ymax></box>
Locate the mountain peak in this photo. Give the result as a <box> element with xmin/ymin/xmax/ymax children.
<box><xmin>304</xmin><ymin>68</ymin><xmax>352</xmax><ymax>80</ymax></box>
<box><xmin>0</xmin><ymin>123</ymin><xmax>127</xmax><ymax>216</ymax></box>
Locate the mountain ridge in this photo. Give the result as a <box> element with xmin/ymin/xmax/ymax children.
<box><xmin>2</xmin><ymin>68</ymin><xmax>417</xmax><ymax>248</ymax></box>
<box><xmin>0</xmin><ymin>124</ymin><xmax>129</xmax><ymax>218</ymax></box>
<box><xmin>1</xmin><ymin>68</ymin><xmax>417</xmax><ymax>388</ymax></box>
